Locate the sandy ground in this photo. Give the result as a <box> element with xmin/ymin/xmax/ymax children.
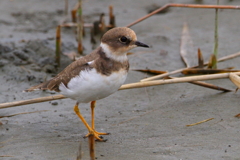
<box><xmin>1</xmin><ymin>0</ymin><xmax>240</xmax><ymax>159</ymax></box>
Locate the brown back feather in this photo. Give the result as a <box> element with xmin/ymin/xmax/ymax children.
<box><xmin>25</xmin><ymin>46</ymin><xmax>129</xmax><ymax>93</ymax></box>
<box><xmin>25</xmin><ymin>48</ymin><xmax>99</xmax><ymax>92</ymax></box>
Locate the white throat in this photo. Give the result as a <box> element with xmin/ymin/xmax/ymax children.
<box><xmin>100</xmin><ymin>42</ymin><xmax>128</xmax><ymax>62</ymax></box>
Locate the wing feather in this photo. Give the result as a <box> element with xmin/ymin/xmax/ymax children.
<box><xmin>25</xmin><ymin>48</ymin><xmax>99</xmax><ymax>92</ymax></box>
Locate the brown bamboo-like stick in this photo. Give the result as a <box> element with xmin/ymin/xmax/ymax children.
<box><xmin>208</xmin><ymin>54</ymin><xmax>217</xmax><ymax>69</ymax></box>
<box><xmin>126</xmin><ymin>3</ymin><xmax>240</xmax><ymax>27</ymax></box>
<box><xmin>71</xmin><ymin>10</ymin><xmax>77</xmax><ymax>23</ymax></box>
<box><xmin>134</xmin><ymin>69</ymin><xmax>231</xmax><ymax>92</ymax></box>
<box><xmin>77</xmin><ymin>0</ymin><xmax>83</xmax><ymax>54</ymax></box>
<box><xmin>188</xmin><ymin>81</ymin><xmax>231</xmax><ymax>92</ymax></box>
<box><xmin>120</xmin><ymin>72</ymin><xmax>240</xmax><ymax>90</ymax></box>
<box><xmin>198</xmin><ymin>48</ymin><xmax>204</xmax><ymax>68</ymax></box>
<box><xmin>182</xmin><ymin>68</ymin><xmax>240</xmax><ymax>75</ymax></box>
<box><xmin>89</xmin><ymin>135</ymin><xmax>95</xmax><ymax>160</ymax></box>
<box><xmin>71</xmin><ymin>2</ymin><xmax>80</xmax><ymax>23</ymax></box>
<box><xmin>99</xmin><ymin>13</ymin><xmax>106</xmax><ymax>33</ymax></box>
<box><xmin>55</xmin><ymin>25</ymin><xmax>61</xmax><ymax>67</ymax></box>
<box><xmin>141</xmin><ymin>51</ymin><xmax>240</xmax><ymax>82</ymax></box>
<box><xmin>108</xmin><ymin>5</ymin><xmax>115</xmax><ymax>29</ymax></box>
<box><xmin>0</xmin><ymin>95</ymin><xmax>66</xmax><ymax>109</ymax></box>
<box><xmin>1</xmin><ymin>72</ymin><xmax>240</xmax><ymax>109</ymax></box>
<box><xmin>235</xmin><ymin>113</ymin><xmax>240</xmax><ymax>118</ymax></box>
<box><xmin>212</xmin><ymin>0</ymin><xmax>220</xmax><ymax>69</ymax></box>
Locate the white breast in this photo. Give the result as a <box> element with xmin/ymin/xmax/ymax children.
<box><xmin>59</xmin><ymin>68</ymin><xmax>128</xmax><ymax>103</ymax></box>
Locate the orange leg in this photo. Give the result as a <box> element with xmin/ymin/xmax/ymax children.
<box><xmin>90</xmin><ymin>101</ymin><xmax>109</xmax><ymax>135</ymax></box>
<box><xmin>84</xmin><ymin>101</ymin><xmax>109</xmax><ymax>140</ymax></box>
<box><xmin>73</xmin><ymin>102</ymin><xmax>108</xmax><ymax>142</ymax></box>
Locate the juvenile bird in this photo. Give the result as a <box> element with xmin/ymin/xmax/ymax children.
<box><xmin>26</xmin><ymin>27</ymin><xmax>149</xmax><ymax>141</ymax></box>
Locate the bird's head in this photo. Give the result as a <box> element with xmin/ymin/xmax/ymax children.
<box><xmin>100</xmin><ymin>27</ymin><xmax>149</xmax><ymax>62</ymax></box>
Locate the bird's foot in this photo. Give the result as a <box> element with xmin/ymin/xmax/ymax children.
<box><xmin>84</xmin><ymin>130</ymin><xmax>110</xmax><ymax>142</ymax></box>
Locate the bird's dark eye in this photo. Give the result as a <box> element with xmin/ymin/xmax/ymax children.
<box><xmin>119</xmin><ymin>36</ymin><xmax>128</xmax><ymax>43</ymax></box>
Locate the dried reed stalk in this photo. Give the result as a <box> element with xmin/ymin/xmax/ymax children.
<box><xmin>229</xmin><ymin>73</ymin><xmax>240</xmax><ymax>88</ymax></box>
<box><xmin>186</xmin><ymin>118</ymin><xmax>214</xmax><ymax>127</ymax></box>
<box><xmin>188</xmin><ymin>81</ymin><xmax>231</xmax><ymax>92</ymax></box>
<box><xmin>126</xmin><ymin>3</ymin><xmax>240</xmax><ymax>27</ymax></box>
<box><xmin>212</xmin><ymin>0</ymin><xmax>220</xmax><ymax>69</ymax></box>
<box><xmin>0</xmin><ymin>95</ymin><xmax>66</xmax><ymax>109</ymax></box>
<box><xmin>77</xmin><ymin>0</ymin><xmax>83</xmax><ymax>54</ymax></box>
<box><xmin>180</xmin><ymin>22</ymin><xmax>195</xmax><ymax>68</ymax></box>
<box><xmin>120</xmin><ymin>72</ymin><xmax>240</xmax><ymax>90</ymax></box>
<box><xmin>1</xmin><ymin>72</ymin><xmax>240</xmax><ymax>109</ymax></box>
<box><xmin>109</xmin><ymin>5</ymin><xmax>115</xmax><ymax>29</ymax></box>
<box><xmin>55</xmin><ymin>25</ymin><xmax>61</xmax><ymax>67</ymax></box>
<box><xmin>181</xmin><ymin>69</ymin><xmax>240</xmax><ymax>75</ymax></box>
<box><xmin>141</xmin><ymin>51</ymin><xmax>240</xmax><ymax>82</ymax></box>
<box><xmin>134</xmin><ymin>69</ymin><xmax>231</xmax><ymax>92</ymax></box>
<box><xmin>71</xmin><ymin>2</ymin><xmax>80</xmax><ymax>23</ymax></box>
<box><xmin>198</xmin><ymin>48</ymin><xmax>204</xmax><ymax>68</ymax></box>
<box><xmin>89</xmin><ymin>135</ymin><xmax>95</xmax><ymax>160</ymax></box>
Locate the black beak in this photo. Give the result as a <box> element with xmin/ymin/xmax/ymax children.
<box><xmin>135</xmin><ymin>41</ymin><xmax>149</xmax><ymax>48</ymax></box>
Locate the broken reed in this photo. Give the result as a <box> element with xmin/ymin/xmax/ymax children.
<box><xmin>55</xmin><ymin>25</ymin><xmax>61</xmax><ymax>67</ymax></box>
<box><xmin>99</xmin><ymin>13</ymin><xmax>106</xmax><ymax>33</ymax></box>
<box><xmin>180</xmin><ymin>22</ymin><xmax>195</xmax><ymax>68</ymax></box>
<box><xmin>198</xmin><ymin>48</ymin><xmax>204</xmax><ymax>68</ymax></box>
<box><xmin>71</xmin><ymin>2</ymin><xmax>80</xmax><ymax>23</ymax></box>
<box><xmin>229</xmin><ymin>73</ymin><xmax>240</xmax><ymax>89</ymax></box>
<box><xmin>109</xmin><ymin>5</ymin><xmax>115</xmax><ymax>29</ymax></box>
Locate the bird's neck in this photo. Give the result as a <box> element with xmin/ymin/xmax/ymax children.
<box><xmin>100</xmin><ymin>42</ymin><xmax>128</xmax><ymax>63</ymax></box>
